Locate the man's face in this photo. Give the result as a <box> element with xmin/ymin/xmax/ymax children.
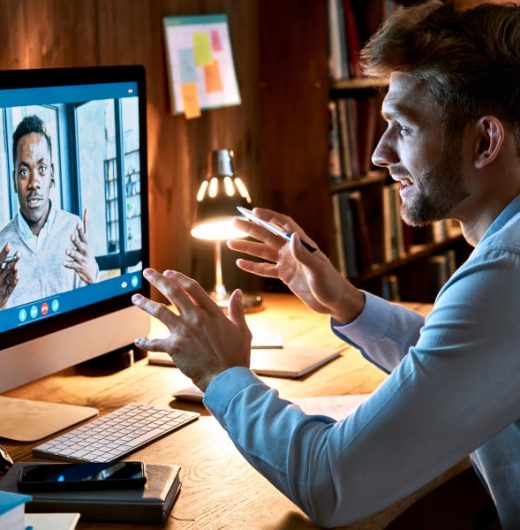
<box><xmin>13</xmin><ymin>132</ymin><xmax>53</xmax><ymax>231</ymax></box>
<box><xmin>372</xmin><ymin>73</ymin><xmax>469</xmax><ymax>226</ymax></box>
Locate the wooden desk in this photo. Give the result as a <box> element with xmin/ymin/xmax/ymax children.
<box><xmin>2</xmin><ymin>294</ymin><xmax>472</xmax><ymax>529</ymax></box>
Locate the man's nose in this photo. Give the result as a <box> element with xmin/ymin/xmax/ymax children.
<box><xmin>27</xmin><ymin>169</ymin><xmax>41</xmax><ymax>188</ymax></box>
<box><xmin>372</xmin><ymin>132</ymin><xmax>399</xmax><ymax>168</ymax></box>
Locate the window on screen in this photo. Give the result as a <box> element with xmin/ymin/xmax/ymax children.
<box><xmin>0</xmin><ymin>96</ymin><xmax>142</xmax><ymax>310</ymax></box>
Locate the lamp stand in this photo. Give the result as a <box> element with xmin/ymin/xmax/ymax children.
<box><xmin>211</xmin><ymin>240</ymin><xmax>263</xmax><ymax>312</ymax></box>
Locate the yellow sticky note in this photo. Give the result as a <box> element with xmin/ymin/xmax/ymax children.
<box><xmin>181</xmin><ymin>83</ymin><xmax>201</xmax><ymax>119</ymax></box>
<box><xmin>193</xmin><ymin>32</ymin><xmax>213</xmax><ymax>66</ymax></box>
<box><xmin>204</xmin><ymin>60</ymin><xmax>223</xmax><ymax>93</ymax></box>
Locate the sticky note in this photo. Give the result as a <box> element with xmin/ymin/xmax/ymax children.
<box><xmin>211</xmin><ymin>30</ymin><xmax>223</xmax><ymax>51</ymax></box>
<box><xmin>178</xmin><ymin>48</ymin><xmax>197</xmax><ymax>84</ymax></box>
<box><xmin>193</xmin><ymin>32</ymin><xmax>213</xmax><ymax>66</ymax></box>
<box><xmin>181</xmin><ymin>83</ymin><xmax>201</xmax><ymax>119</ymax></box>
<box><xmin>204</xmin><ymin>60</ymin><xmax>223</xmax><ymax>93</ymax></box>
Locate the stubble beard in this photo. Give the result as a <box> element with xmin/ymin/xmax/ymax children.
<box><xmin>401</xmin><ymin>138</ymin><xmax>469</xmax><ymax>227</ymax></box>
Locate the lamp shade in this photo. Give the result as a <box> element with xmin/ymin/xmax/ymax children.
<box><xmin>191</xmin><ymin>149</ymin><xmax>251</xmax><ymax>241</ymax></box>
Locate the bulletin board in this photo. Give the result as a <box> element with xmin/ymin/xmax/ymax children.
<box><xmin>163</xmin><ymin>14</ymin><xmax>241</xmax><ymax>119</ymax></box>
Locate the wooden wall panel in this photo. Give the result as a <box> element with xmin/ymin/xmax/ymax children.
<box><xmin>0</xmin><ymin>0</ymin><xmax>328</xmax><ymax>295</ymax></box>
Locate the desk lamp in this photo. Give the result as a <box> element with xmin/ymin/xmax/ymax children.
<box><xmin>191</xmin><ymin>149</ymin><xmax>262</xmax><ymax>310</ymax></box>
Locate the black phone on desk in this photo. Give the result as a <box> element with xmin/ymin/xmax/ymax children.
<box><xmin>17</xmin><ymin>461</ymin><xmax>146</xmax><ymax>492</ymax></box>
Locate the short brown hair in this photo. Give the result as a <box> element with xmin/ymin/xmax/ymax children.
<box><xmin>360</xmin><ymin>1</ymin><xmax>520</xmax><ymax>147</ymax></box>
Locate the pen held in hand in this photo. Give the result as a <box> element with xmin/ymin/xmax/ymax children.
<box><xmin>236</xmin><ymin>207</ymin><xmax>317</xmax><ymax>253</ymax></box>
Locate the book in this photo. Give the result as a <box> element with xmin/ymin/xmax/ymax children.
<box><xmin>342</xmin><ymin>0</ymin><xmax>362</xmax><ymax>78</ymax></box>
<box><xmin>0</xmin><ymin>491</ymin><xmax>31</xmax><ymax>530</ymax></box>
<box><xmin>25</xmin><ymin>513</ymin><xmax>80</xmax><ymax>530</ymax></box>
<box><xmin>150</xmin><ymin>347</ymin><xmax>342</xmax><ymax>379</ymax></box>
<box><xmin>382</xmin><ymin>274</ymin><xmax>401</xmax><ymax>302</ymax></box>
<box><xmin>346</xmin><ymin>98</ymin><xmax>360</xmax><ymax>177</ymax></box>
<box><xmin>347</xmin><ymin>190</ymin><xmax>374</xmax><ymax>273</ymax></box>
<box><xmin>0</xmin><ymin>463</ymin><xmax>180</xmax><ymax>523</ymax></box>
<box><xmin>356</xmin><ymin>94</ymin><xmax>380</xmax><ymax>175</ymax></box>
<box><xmin>332</xmin><ymin>193</ymin><xmax>348</xmax><ymax>275</ymax></box>
<box><xmin>338</xmin><ymin>191</ymin><xmax>359</xmax><ymax>277</ymax></box>
<box><xmin>336</xmin><ymin>99</ymin><xmax>354</xmax><ymax>179</ymax></box>
<box><xmin>328</xmin><ymin>101</ymin><xmax>343</xmax><ymax>182</ymax></box>
<box><xmin>328</xmin><ymin>0</ymin><xmax>346</xmax><ymax>80</ymax></box>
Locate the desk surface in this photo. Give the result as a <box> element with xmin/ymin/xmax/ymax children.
<box><xmin>2</xmin><ymin>293</ymin><xmax>462</xmax><ymax>530</ymax></box>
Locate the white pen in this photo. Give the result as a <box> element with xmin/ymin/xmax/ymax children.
<box><xmin>237</xmin><ymin>207</ymin><xmax>317</xmax><ymax>253</ymax></box>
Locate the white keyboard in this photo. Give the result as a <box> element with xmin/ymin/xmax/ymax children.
<box><xmin>33</xmin><ymin>403</ymin><xmax>199</xmax><ymax>463</ymax></box>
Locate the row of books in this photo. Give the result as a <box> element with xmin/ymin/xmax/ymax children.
<box><xmin>329</xmin><ymin>95</ymin><xmax>381</xmax><ymax>182</ymax></box>
<box><xmin>382</xmin><ymin>183</ymin><xmax>461</xmax><ymax>263</ymax></box>
<box><xmin>381</xmin><ymin>249</ymin><xmax>457</xmax><ymax>301</ymax></box>
<box><xmin>328</xmin><ymin>0</ymin><xmax>399</xmax><ymax>81</ymax></box>
<box><xmin>332</xmin><ymin>185</ymin><xmax>461</xmax><ymax>279</ymax></box>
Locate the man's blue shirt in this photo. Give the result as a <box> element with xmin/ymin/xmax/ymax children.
<box><xmin>204</xmin><ymin>193</ymin><xmax>520</xmax><ymax>528</ymax></box>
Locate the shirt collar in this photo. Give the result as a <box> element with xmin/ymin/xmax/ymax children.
<box><xmin>480</xmin><ymin>192</ymin><xmax>520</xmax><ymax>243</ymax></box>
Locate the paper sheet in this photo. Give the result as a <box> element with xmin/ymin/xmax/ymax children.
<box><xmin>291</xmin><ymin>394</ymin><xmax>370</xmax><ymax>421</ymax></box>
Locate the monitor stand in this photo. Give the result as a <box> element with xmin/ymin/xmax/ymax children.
<box><xmin>0</xmin><ymin>396</ymin><xmax>98</xmax><ymax>442</ymax></box>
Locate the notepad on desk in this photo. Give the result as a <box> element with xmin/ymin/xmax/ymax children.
<box><xmin>149</xmin><ymin>346</ymin><xmax>341</xmax><ymax>379</ymax></box>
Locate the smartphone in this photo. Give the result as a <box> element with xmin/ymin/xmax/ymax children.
<box><xmin>17</xmin><ymin>461</ymin><xmax>147</xmax><ymax>492</ymax></box>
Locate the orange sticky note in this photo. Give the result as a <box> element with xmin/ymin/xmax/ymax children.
<box><xmin>204</xmin><ymin>60</ymin><xmax>223</xmax><ymax>93</ymax></box>
<box><xmin>181</xmin><ymin>82</ymin><xmax>201</xmax><ymax>119</ymax></box>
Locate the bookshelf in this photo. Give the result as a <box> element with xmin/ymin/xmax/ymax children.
<box><xmin>327</xmin><ymin>0</ymin><xmax>471</xmax><ymax>302</ymax></box>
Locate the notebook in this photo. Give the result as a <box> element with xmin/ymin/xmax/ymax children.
<box><xmin>0</xmin><ymin>463</ymin><xmax>180</xmax><ymax>523</ymax></box>
<box><xmin>149</xmin><ymin>346</ymin><xmax>342</xmax><ymax>379</ymax></box>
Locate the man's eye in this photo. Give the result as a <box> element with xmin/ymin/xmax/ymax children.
<box><xmin>398</xmin><ymin>125</ymin><xmax>412</xmax><ymax>136</ymax></box>
<box><xmin>38</xmin><ymin>165</ymin><xmax>47</xmax><ymax>175</ymax></box>
<box><xmin>18</xmin><ymin>169</ymin><xmax>29</xmax><ymax>179</ymax></box>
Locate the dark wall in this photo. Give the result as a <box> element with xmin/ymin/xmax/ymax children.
<box><xmin>0</xmin><ymin>0</ymin><xmax>328</xmax><ymax>294</ymax></box>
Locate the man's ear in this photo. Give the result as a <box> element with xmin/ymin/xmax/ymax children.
<box><xmin>51</xmin><ymin>163</ymin><xmax>55</xmax><ymax>187</ymax></box>
<box><xmin>473</xmin><ymin>116</ymin><xmax>505</xmax><ymax>169</ymax></box>
<box><xmin>12</xmin><ymin>170</ymin><xmax>17</xmax><ymax>193</ymax></box>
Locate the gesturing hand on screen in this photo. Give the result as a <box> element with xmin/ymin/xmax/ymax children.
<box><xmin>0</xmin><ymin>244</ymin><xmax>19</xmax><ymax>309</ymax></box>
<box><xmin>132</xmin><ymin>268</ymin><xmax>252</xmax><ymax>392</ymax></box>
<box><xmin>64</xmin><ymin>209</ymin><xmax>98</xmax><ymax>284</ymax></box>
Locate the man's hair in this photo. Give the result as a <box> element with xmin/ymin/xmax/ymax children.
<box><xmin>360</xmin><ymin>1</ymin><xmax>520</xmax><ymax>149</ymax></box>
<box><xmin>12</xmin><ymin>115</ymin><xmax>52</xmax><ymax>164</ymax></box>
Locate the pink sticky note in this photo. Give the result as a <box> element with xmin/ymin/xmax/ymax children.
<box><xmin>211</xmin><ymin>30</ymin><xmax>223</xmax><ymax>52</ymax></box>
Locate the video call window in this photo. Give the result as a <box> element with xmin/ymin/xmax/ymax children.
<box><xmin>0</xmin><ymin>97</ymin><xmax>142</xmax><ymax>282</ymax></box>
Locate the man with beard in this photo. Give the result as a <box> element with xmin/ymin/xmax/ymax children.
<box><xmin>131</xmin><ymin>2</ymin><xmax>520</xmax><ymax>528</ymax></box>
<box><xmin>0</xmin><ymin>115</ymin><xmax>98</xmax><ymax>309</ymax></box>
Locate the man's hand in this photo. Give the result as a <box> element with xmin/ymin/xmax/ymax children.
<box><xmin>0</xmin><ymin>244</ymin><xmax>20</xmax><ymax>310</ymax></box>
<box><xmin>132</xmin><ymin>268</ymin><xmax>252</xmax><ymax>391</ymax></box>
<box><xmin>64</xmin><ymin>209</ymin><xmax>98</xmax><ymax>284</ymax></box>
<box><xmin>227</xmin><ymin>207</ymin><xmax>364</xmax><ymax>324</ymax></box>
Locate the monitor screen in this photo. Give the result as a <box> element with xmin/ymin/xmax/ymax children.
<box><xmin>0</xmin><ymin>65</ymin><xmax>150</xmax><ymax>391</ymax></box>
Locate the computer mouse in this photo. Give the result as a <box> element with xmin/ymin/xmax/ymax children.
<box><xmin>172</xmin><ymin>386</ymin><xmax>204</xmax><ymax>403</ymax></box>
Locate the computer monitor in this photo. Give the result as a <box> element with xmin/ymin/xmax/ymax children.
<box><xmin>0</xmin><ymin>65</ymin><xmax>150</xmax><ymax>396</ymax></box>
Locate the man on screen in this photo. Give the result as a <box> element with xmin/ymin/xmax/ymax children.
<box><xmin>0</xmin><ymin>115</ymin><xmax>98</xmax><ymax>310</ymax></box>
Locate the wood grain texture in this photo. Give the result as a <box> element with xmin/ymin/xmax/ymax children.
<box><xmin>0</xmin><ymin>0</ymin><xmax>328</xmax><ymax>294</ymax></box>
<box><xmin>1</xmin><ymin>294</ymin><xmax>478</xmax><ymax>530</ymax></box>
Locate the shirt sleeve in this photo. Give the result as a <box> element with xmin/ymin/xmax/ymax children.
<box><xmin>331</xmin><ymin>291</ymin><xmax>425</xmax><ymax>373</ymax></box>
<box><xmin>203</xmin><ymin>247</ymin><xmax>520</xmax><ymax>528</ymax></box>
